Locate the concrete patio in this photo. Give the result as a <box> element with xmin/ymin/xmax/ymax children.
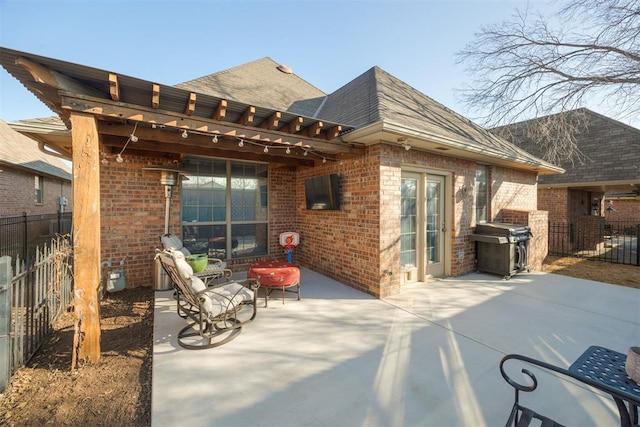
<box><xmin>152</xmin><ymin>268</ymin><xmax>639</xmax><ymax>426</ymax></box>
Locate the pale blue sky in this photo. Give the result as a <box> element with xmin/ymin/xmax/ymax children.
<box><xmin>1</xmin><ymin>0</ymin><xmax>569</xmax><ymax>125</ymax></box>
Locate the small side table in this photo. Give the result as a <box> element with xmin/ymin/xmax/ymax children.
<box><xmin>247</xmin><ymin>260</ymin><xmax>301</xmax><ymax>307</ymax></box>
<box><xmin>569</xmin><ymin>345</ymin><xmax>640</xmax><ymax>427</ymax></box>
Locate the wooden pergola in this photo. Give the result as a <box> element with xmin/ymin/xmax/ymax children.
<box><xmin>0</xmin><ymin>47</ymin><xmax>363</xmax><ymax>366</ymax></box>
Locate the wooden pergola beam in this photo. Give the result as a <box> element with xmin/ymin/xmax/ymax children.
<box><xmin>15</xmin><ymin>56</ymin><xmax>104</xmax><ymax>97</ymax></box>
<box><xmin>108</xmin><ymin>73</ymin><xmax>119</xmax><ymax>101</ymax></box>
<box><xmin>184</xmin><ymin>93</ymin><xmax>196</xmax><ymax>116</ymax></box>
<box><xmin>61</xmin><ymin>94</ymin><xmax>364</xmax><ymax>155</ymax></box>
<box><xmin>100</xmin><ymin>134</ymin><xmax>315</xmax><ymax>167</ymax></box>
<box><xmin>213</xmin><ymin>99</ymin><xmax>227</xmax><ymax>121</ymax></box>
<box><xmin>152</xmin><ymin>84</ymin><xmax>160</xmax><ymax>109</ymax></box>
<box><xmin>69</xmin><ymin>112</ymin><xmax>102</xmax><ymax>368</ymax></box>
<box><xmin>288</xmin><ymin>117</ymin><xmax>303</xmax><ymax>133</ymax></box>
<box><xmin>239</xmin><ymin>106</ymin><xmax>255</xmax><ymax>126</ymax></box>
<box><xmin>305</xmin><ymin>121</ymin><xmax>323</xmax><ymax>137</ymax></box>
<box><xmin>323</xmin><ymin>125</ymin><xmax>342</xmax><ymax>140</ymax></box>
<box><xmin>259</xmin><ymin>111</ymin><xmax>281</xmax><ymax>129</ymax></box>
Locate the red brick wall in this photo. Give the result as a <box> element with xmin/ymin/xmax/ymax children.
<box><xmin>294</xmin><ymin>143</ymin><xmax>539</xmax><ymax>297</ymax></box>
<box><xmin>97</xmin><ymin>144</ymin><xmax>540</xmax><ymax>296</ymax></box>
<box><xmin>296</xmin><ymin>145</ymin><xmax>383</xmax><ymax>296</ymax></box>
<box><xmin>502</xmin><ymin>209</ymin><xmax>548</xmax><ymax>271</ymax></box>
<box><xmin>100</xmin><ymin>151</ymin><xmax>180</xmax><ymax>288</ymax></box>
<box><xmin>604</xmin><ymin>198</ymin><xmax>640</xmax><ymax>222</ymax></box>
<box><xmin>538</xmin><ymin>188</ymin><xmax>569</xmax><ymax>224</ymax></box>
<box><xmin>0</xmin><ymin>166</ymin><xmax>72</xmax><ymax>217</ymax></box>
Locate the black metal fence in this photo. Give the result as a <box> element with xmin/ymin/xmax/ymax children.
<box><xmin>0</xmin><ymin>212</ymin><xmax>72</xmax><ymax>266</ymax></box>
<box><xmin>549</xmin><ymin>220</ymin><xmax>640</xmax><ymax>266</ymax></box>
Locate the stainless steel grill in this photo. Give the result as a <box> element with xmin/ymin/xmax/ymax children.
<box><xmin>472</xmin><ymin>222</ymin><xmax>532</xmax><ymax>279</ymax></box>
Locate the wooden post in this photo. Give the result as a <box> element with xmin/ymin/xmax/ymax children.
<box><xmin>70</xmin><ymin>112</ymin><xmax>101</xmax><ymax>368</ymax></box>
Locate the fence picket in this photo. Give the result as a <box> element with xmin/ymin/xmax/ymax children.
<box><xmin>5</xmin><ymin>236</ymin><xmax>73</xmax><ymax>381</ymax></box>
<box><xmin>549</xmin><ymin>219</ymin><xmax>639</xmax><ymax>266</ymax></box>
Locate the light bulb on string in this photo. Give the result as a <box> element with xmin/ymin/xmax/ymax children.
<box><xmin>116</xmin><ymin>154</ymin><xmax>124</xmax><ymax>163</ymax></box>
<box><xmin>238</xmin><ymin>139</ymin><xmax>244</xmax><ymax>147</ymax></box>
<box><xmin>285</xmin><ymin>147</ymin><xmax>291</xmax><ymax>154</ymax></box>
<box><xmin>303</xmin><ymin>150</ymin><xmax>308</xmax><ymax>156</ymax></box>
<box><xmin>263</xmin><ymin>146</ymin><xmax>269</xmax><ymax>153</ymax></box>
<box><xmin>212</xmin><ymin>135</ymin><xmax>218</xmax><ymax>143</ymax></box>
<box><xmin>181</xmin><ymin>129</ymin><xmax>188</xmax><ymax>139</ymax></box>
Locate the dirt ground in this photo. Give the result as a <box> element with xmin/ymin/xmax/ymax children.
<box><xmin>0</xmin><ymin>257</ymin><xmax>637</xmax><ymax>427</ymax></box>
<box><xmin>0</xmin><ymin>287</ymin><xmax>153</xmax><ymax>427</ymax></box>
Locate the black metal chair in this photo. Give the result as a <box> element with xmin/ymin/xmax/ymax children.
<box><xmin>500</xmin><ymin>352</ymin><xmax>640</xmax><ymax>427</ymax></box>
<box><xmin>155</xmin><ymin>249</ymin><xmax>259</xmax><ymax>349</ymax></box>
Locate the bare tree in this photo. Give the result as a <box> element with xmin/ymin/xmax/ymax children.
<box><xmin>457</xmin><ymin>0</ymin><xmax>640</xmax><ymax>163</ymax></box>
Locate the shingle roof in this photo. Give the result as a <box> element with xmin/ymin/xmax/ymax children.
<box><xmin>499</xmin><ymin>109</ymin><xmax>640</xmax><ymax>188</ymax></box>
<box><xmin>176</xmin><ymin>57</ymin><xmax>326</xmax><ymax>117</ymax></box>
<box><xmin>0</xmin><ymin>118</ymin><xmax>71</xmax><ymax>180</ymax></box>
<box><xmin>318</xmin><ymin>67</ymin><xmax>557</xmax><ymax>169</ymax></box>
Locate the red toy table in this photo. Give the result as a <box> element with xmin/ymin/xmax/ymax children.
<box><xmin>247</xmin><ymin>260</ymin><xmax>301</xmax><ymax>307</ymax></box>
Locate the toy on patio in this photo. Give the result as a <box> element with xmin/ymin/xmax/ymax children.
<box><xmin>279</xmin><ymin>232</ymin><xmax>299</xmax><ymax>263</ymax></box>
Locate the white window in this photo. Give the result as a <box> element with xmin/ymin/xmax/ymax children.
<box><xmin>181</xmin><ymin>157</ymin><xmax>268</xmax><ymax>259</ymax></box>
<box><xmin>475</xmin><ymin>165</ymin><xmax>489</xmax><ymax>223</ymax></box>
<box><xmin>35</xmin><ymin>175</ymin><xmax>43</xmax><ymax>204</ymax></box>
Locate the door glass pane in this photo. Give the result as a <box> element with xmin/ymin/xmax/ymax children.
<box><xmin>401</xmin><ymin>178</ymin><xmax>417</xmax><ymax>268</ymax></box>
<box><xmin>426</xmin><ymin>180</ymin><xmax>440</xmax><ymax>265</ymax></box>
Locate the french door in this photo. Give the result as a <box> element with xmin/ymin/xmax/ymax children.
<box><xmin>401</xmin><ymin>172</ymin><xmax>446</xmax><ymax>283</ymax></box>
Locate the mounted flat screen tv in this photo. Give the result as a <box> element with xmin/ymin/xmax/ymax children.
<box><xmin>304</xmin><ymin>174</ymin><xmax>340</xmax><ymax>210</ymax></box>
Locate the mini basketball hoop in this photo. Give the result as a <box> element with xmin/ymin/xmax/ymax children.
<box><xmin>279</xmin><ymin>232</ymin><xmax>300</xmax><ymax>263</ymax></box>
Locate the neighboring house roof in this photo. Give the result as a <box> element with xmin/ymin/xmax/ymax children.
<box><xmin>0</xmin><ymin>118</ymin><xmax>71</xmax><ymax>180</ymax></box>
<box><xmin>499</xmin><ymin>108</ymin><xmax>640</xmax><ymax>195</ymax></box>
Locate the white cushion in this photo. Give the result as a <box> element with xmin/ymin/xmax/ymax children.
<box><xmin>161</xmin><ymin>234</ymin><xmax>184</xmax><ymax>251</ymax></box>
<box><xmin>216</xmin><ymin>282</ymin><xmax>254</xmax><ymax>302</ymax></box>
<box><xmin>172</xmin><ymin>251</ymin><xmax>193</xmax><ymax>279</ymax></box>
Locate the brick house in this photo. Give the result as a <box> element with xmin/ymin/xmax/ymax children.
<box><xmin>0</xmin><ymin>118</ymin><xmax>72</xmax><ymax>217</ymax></box>
<box><xmin>498</xmin><ymin>109</ymin><xmax>640</xmax><ymax>252</ymax></box>
<box><xmin>0</xmin><ymin>47</ymin><xmax>562</xmax><ymax>298</ymax></box>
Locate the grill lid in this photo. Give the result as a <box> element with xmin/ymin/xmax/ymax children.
<box><xmin>475</xmin><ymin>222</ymin><xmax>531</xmax><ymax>236</ymax></box>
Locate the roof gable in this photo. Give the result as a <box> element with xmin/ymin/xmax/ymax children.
<box><xmin>0</xmin><ymin>118</ymin><xmax>71</xmax><ymax>180</ymax></box>
<box><xmin>175</xmin><ymin>57</ymin><xmax>326</xmax><ymax>117</ymax></box>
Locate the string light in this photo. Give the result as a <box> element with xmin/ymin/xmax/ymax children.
<box><xmin>285</xmin><ymin>147</ymin><xmax>291</xmax><ymax>154</ymax></box>
<box><xmin>181</xmin><ymin>129</ymin><xmax>189</xmax><ymax>139</ymax></box>
<box><xmin>263</xmin><ymin>146</ymin><xmax>269</xmax><ymax>153</ymax></box>
<box><xmin>115</xmin><ymin>122</ymin><xmax>139</xmax><ymax>163</ymax></box>
<box><xmin>238</xmin><ymin>139</ymin><xmax>244</xmax><ymax>147</ymax></box>
<box><xmin>212</xmin><ymin>135</ymin><xmax>218</xmax><ymax>143</ymax></box>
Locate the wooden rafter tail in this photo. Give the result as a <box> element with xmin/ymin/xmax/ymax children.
<box><xmin>152</xmin><ymin>84</ymin><xmax>160</xmax><ymax>109</ymax></box>
<box><xmin>288</xmin><ymin>117</ymin><xmax>303</xmax><ymax>134</ymax></box>
<box><xmin>305</xmin><ymin>121</ymin><xmax>323</xmax><ymax>138</ymax></box>
<box><xmin>213</xmin><ymin>99</ymin><xmax>227</xmax><ymax>121</ymax></box>
<box><xmin>323</xmin><ymin>125</ymin><xmax>342</xmax><ymax>140</ymax></box>
<box><xmin>108</xmin><ymin>73</ymin><xmax>119</xmax><ymax>101</ymax></box>
<box><xmin>259</xmin><ymin>111</ymin><xmax>281</xmax><ymax>129</ymax></box>
<box><xmin>239</xmin><ymin>106</ymin><xmax>255</xmax><ymax>126</ymax></box>
<box><xmin>185</xmin><ymin>93</ymin><xmax>196</xmax><ymax>116</ymax></box>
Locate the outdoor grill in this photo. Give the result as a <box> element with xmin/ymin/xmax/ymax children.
<box><xmin>472</xmin><ymin>222</ymin><xmax>532</xmax><ymax>279</ymax></box>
